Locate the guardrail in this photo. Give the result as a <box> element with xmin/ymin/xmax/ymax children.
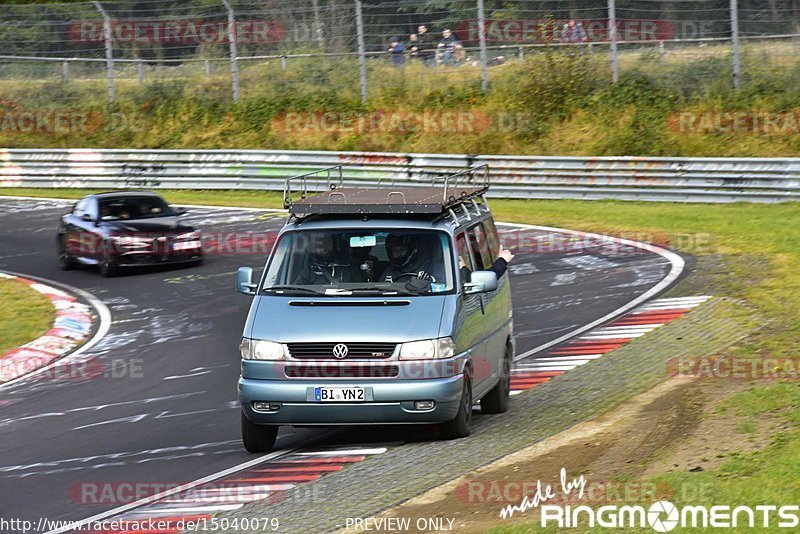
<box><xmin>1</xmin><ymin>148</ymin><xmax>799</xmax><ymax>203</ymax></box>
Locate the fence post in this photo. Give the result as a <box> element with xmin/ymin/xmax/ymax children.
<box><xmin>137</xmin><ymin>60</ymin><xmax>144</xmax><ymax>83</ymax></box>
<box><xmin>730</xmin><ymin>0</ymin><xmax>741</xmax><ymax>89</ymax></box>
<box><xmin>204</xmin><ymin>59</ymin><xmax>211</xmax><ymax>77</ymax></box>
<box><xmin>62</xmin><ymin>61</ymin><xmax>70</xmax><ymax>83</ymax></box>
<box><xmin>477</xmin><ymin>0</ymin><xmax>489</xmax><ymax>90</ymax></box>
<box><xmin>355</xmin><ymin>0</ymin><xmax>368</xmax><ymax>103</ymax></box>
<box><xmin>221</xmin><ymin>0</ymin><xmax>240</xmax><ymax>102</ymax></box>
<box><xmin>92</xmin><ymin>1</ymin><xmax>115</xmax><ymax>106</ymax></box>
<box><xmin>311</xmin><ymin>0</ymin><xmax>324</xmax><ymax>50</ymax></box>
<box><xmin>608</xmin><ymin>0</ymin><xmax>619</xmax><ymax>83</ymax></box>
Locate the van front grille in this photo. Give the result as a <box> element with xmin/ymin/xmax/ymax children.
<box><xmin>285</xmin><ymin>364</ymin><xmax>399</xmax><ymax>378</ymax></box>
<box><xmin>286</xmin><ymin>342</ymin><xmax>396</xmax><ymax>359</ymax></box>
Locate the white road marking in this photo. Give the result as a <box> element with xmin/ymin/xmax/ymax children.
<box><xmin>42</xmin><ymin>449</ymin><xmax>297</xmax><ymax>534</ymax></box>
<box><xmin>578</xmin><ymin>333</ymin><xmax>647</xmax><ymax>340</ymax></box>
<box><xmin>514</xmin><ymin>364</ymin><xmax>580</xmax><ymax>371</ymax></box>
<box><xmin>297</xmin><ymin>447</ymin><xmax>388</xmax><ymax>456</ymax></box>
<box><xmin>73</xmin><ymin>414</ymin><xmax>148</xmax><ymax>430</ymax></box>
<box><xmin>508</xmin><ymin>223</ymin><xmax>686</xmax><ymax>361</ymax></box>
<box><xmin>515</xmin><ymin>354</ymin><xmax>603</xmax><ymax>364</ymax></box>
<box><xmin>163</xmin><ymin>370</ymin><xmax>213</xmax><ymax>380</ymax></box>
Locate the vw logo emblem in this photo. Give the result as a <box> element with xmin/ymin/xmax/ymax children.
<box><xmin>332</xmin><ymin>343</ymin><xmax>349</xmax><ymax>359</ymax></box>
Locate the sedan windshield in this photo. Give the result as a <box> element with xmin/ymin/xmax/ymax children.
<box><xmin>99</xmin><ymin>196</ymin><xmax>174</xmax><ymax>221</ymax></box>
<box><xmin>262</xmin><ymin>229</ymin><xmax>454</xmax><ymax>296</ymax></box>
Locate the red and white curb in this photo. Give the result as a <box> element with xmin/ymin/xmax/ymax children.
<box><xmin>0</xmin><ymin>273</ymin><xmax>95</xmax><ymax>383</ymax></box>
<box><xmin>78</xmin><ymin>446</ymin><xmax>387</xmax><ymax>534</ymax></box>
<box><xmin>510</xmin><ymin>296</ymin><xmax>712</xmax><ymax>395</ymax></box>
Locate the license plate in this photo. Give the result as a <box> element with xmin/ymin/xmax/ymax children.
<box><xmin>314</xmin><ymin>387</ymin><xmax>365</xmax><ymax>403</ymax></box>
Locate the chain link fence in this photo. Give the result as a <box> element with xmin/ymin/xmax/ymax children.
<box><xmin>1</xmin><ymin>0</ymin><xmax>799</xmax><ymax>107</ymax></box>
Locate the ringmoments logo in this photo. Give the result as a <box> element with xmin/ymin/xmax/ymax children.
<box><xmin>498</xmin><ymin>468</ymin><xmax>800</xmax><ymax>531</ymax></box>
<box><xmin>539</xmin><ymin>501</ymin><xmax>800</xmax><ymax>531</ymax></box>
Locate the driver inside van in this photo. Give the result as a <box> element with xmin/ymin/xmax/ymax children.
<box><xmin>381</xmin><ymin>233</ymin><xmax>444</xmax><ymax>283</ymax></box>
<box><xmin>293</xmin><ymin>234</ymin><xmax>356</xmax><ymax>285</ymax></box>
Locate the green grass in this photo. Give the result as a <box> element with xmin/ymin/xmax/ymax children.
<box><xmin>0</xmin><ymin>276</ymin><xmax>55</xmax><ymax>356</ymax></box>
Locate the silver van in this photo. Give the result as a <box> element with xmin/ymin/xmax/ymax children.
<box><xmin>236</xmin><ymin>167</ymin><xmax>513</xmax><ymax>452</ymax></box>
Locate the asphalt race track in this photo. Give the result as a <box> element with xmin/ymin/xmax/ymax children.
<box><xmin>0</xmin><ymin>197</ymin><xmax>679</xmax><ymax>527</ymax></box>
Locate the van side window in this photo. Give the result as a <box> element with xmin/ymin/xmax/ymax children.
<box><xmin>467</xmin><ymin>224</ymin><xmax>492</xmax><ymax>271</ymax></box>
<box><xmin>456</xmin><ymin>233</ymin><xmax>473</xmax><ymax>272</ymax></box>
<box><xmin>482</xmin><ymin>218</ymin><xmax>501</xmax><ymax>261</ymax></box>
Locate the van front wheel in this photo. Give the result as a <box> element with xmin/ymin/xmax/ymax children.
<box><xmin>241</xmin><ymin>411</ymin><xmax>279</xmax><ymax>453</ymax></box>
<box><xmin>439</xmin><ymin>375</ymin><xmax>472</xmax><ymax>440</ymax></box>
<box><xmin>480</xmin><ymin>347</ymin><xmax>511</xmax><ymax>414</ymax></box>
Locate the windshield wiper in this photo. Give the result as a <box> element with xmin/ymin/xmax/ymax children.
<box><xmin>261</xmin><ymin>285</ymin><xmax>320</xmax><ymax>294</ymax></box>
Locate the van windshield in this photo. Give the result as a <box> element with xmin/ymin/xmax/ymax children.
<box><xmin>261</xmin><ymin>229</ymin><xmax>454</xmax><ymax>296</ymax></box>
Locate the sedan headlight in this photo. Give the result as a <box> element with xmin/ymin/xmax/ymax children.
<box><xmin>177</xmin><ymin>230</ymin><xmax>202</xmax><ymax>240</ymax></box>
<box><xmin>399</xmin><ymin>337</ymin><xmax>454</xmax><ymax>360</ymax></box>
<box><xmin>111</xmin><ymin>235</ymin><xmax>151</xmax><ymax>247</ymax></box>
<box><xmin>240</xmin><ymin>338</ymin><xmax>285</xmax><ymax>361</ymax></box>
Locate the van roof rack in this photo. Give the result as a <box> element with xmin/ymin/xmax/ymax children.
<box><xmin>283</xmin><ymin>165</ymin><xmax>490</xmax><ymax>218</ymax></box>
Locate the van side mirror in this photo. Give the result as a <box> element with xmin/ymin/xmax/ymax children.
<box><xmin>175</xmin><ymin>207</ymin><xmax>188</xmax><ymax>216</ymax></box>
<box><xmin>235</xmin><ymin>267</ymin><xmax>257</xmax><ymax>295</ymax></box>
<box><xmin>464</xmin><ymin>270</ymin><xmax>498</xmax><ymax>295</ymax></box>
<box><xmin>81</xmin><ymin>213</ymin><xmax>93</xmax><ymax>222</ymax></box>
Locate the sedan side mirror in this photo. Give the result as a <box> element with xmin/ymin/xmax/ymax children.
<box><xmin>175</xmin><ymin>207</ymin><xmax>188</xmax><ymax>216</ymax></box>
<box><xmin>236</xmin><ymin>267</ymin><xmax>257</xmax><ymax>295</ymax></box>
<box><xmin>464</xmin><ymin>270</ymin><xmax>498</xmax><ymax>295</ymax></box>
<box><xmin>81</xmin><ymin>213</ymin><xmax>94</xmax><ymax>223</ymax></box>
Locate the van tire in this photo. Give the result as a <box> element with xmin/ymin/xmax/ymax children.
<box><xmin>439</xmin><ymin>374</ymin><xmax>472</xmax><ymax>440</ymax></box>
<box><xmin>480</xmin><ymin>346</ymin><xmax>511</xmax><ymax>414</ymax></box>
<box><xmin>241</xmin><ymin>411</ymin><xmax>279</xmax><ymax>453</ymax></box>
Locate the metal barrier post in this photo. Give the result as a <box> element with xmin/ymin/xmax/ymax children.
<box><xmin>608</xmin><ymin>0</ymin><xmax>619</xmax><ymax>83</ymax></box>
<box><xmin>477</xmin><ymin>0</ymin><xmax>489</xmax><ymax>90</ymax></box>
<box><xmin>93</xmin><ymin>1</ymin><xmax>115</xmax><ymax>106</ymax></box>
<box><xmin>355</xmin><ymin>0</ymin><xmax>368</xmax><ymax>103</ymax></box>
<box><xmin>221</xmin><ymin>0</ymin><xmax>240</xmax><ymax>102</ymax></box>
<box><xmin>730</xmin><ymin>0</ymin><xmax>741</xmax><ymax>89</ymax></box>
<box><xmin>311</xmin><ymin>0</ymin><xmax>324</xmax><ymax>49</ymax></box>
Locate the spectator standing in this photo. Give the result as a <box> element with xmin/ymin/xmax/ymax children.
<box><xmin>387</xmin><ymin>36</ymin><xmax>405</xmax><ymax>67</ymax></box>
<box><xmin>561</xmin><ymin>19</ymin><xmax>588</xmax><ymax>44</ymax></box>
<box><xmin>408</xmin><ymin>33</ymin><xmax>419</xmax><ymax>60</ymax></box>
<box><xmin>438</xmin><ymin>28</ymin><xmax>459</xmax><ymax>65</ymax></box>
<box><xmin>412</xmin><ymin>24</ymin><xmax>435</xmax><ymax>65</ymax></box>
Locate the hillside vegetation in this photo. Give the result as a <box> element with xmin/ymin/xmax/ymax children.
<box><xmin>2</xmin><ymin>45</ymin><xmax>800</xmax><ymax>156</ymax></box>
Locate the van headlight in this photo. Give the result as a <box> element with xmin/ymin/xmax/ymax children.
<box><xmin>399</xmin><ymin>337</ymin><xmax>454</xmax><ymax>360</ymax></box>
<box><xmin>240</xmin><ymin>338</ymin><xmax>285</xmax><ymax>361</ymax></box>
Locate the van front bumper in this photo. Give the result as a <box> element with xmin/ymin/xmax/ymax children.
<box><xmin>239</xmin><ymin>374</ymin><xmax>464</xmax><ymax>425</ymax></box>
